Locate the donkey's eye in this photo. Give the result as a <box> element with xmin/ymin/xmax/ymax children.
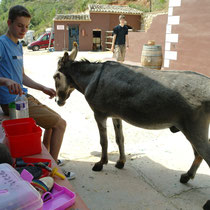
<box><xmin>59</xmin><ymin>91</ymin><xmax>67</xmax><ymax>98</ymax></box>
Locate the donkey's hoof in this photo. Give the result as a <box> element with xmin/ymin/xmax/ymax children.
<box><xmin>92</xmin><ymin>163</ymin><xmax>103</xmax><ymax>171</ymax></box>
<box><xmin>180</xmin><ymin>173</ymin><xmax>191</xmax><ymax>184</ymax></box>
<box><xmin>203</xmin><ymin>200</ymin><xmax>210</xmax><ymax>210</ymax></box>
<box><xmin>115</xmin><ymin>161</ymin><xmax>125</xmax><ymax>169</ymax></box>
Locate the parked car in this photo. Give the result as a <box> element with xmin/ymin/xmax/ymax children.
<box><xmin>27</xmin><ymin>32</ymin><xmax>54</xmax><ymax>51</ymax></box>
<box><xmin>19</xmin><ymin>30</ymin><xmax>35</xmax><ymax>46</ymax></box>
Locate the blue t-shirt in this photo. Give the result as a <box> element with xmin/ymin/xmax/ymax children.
<box><xmin>113</xmin><ymin>25</ymin><xmax>128</xmax><ymax>45</ymax></box>
<box><xmin>0</xmin><ymin>35</ymin><xmax>24</xmax><ymax>104</ymax></box>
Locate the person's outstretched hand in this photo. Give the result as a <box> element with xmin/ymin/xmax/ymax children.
<box><xmin>42</xmin><ymin>86</ymin><xmax>56</xmax><ymax>99</ymax></box>
<box><xmin>0</xmin><ymin>78</ymin><xmax>22</xmax><ymax>95</ymax></box>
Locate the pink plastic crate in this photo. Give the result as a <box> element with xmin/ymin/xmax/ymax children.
<box><xmin>42</xmin><ymin>183</ymin><xmax>76</xmax><ymax>210</ymax></box>
<box><xmin>0</xmin><ymin>163</ymin><xmax>43</xmax><ymax>210</ymax></box>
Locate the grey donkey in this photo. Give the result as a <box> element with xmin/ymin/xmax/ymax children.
<box><xmin>54</xmin><ymin>43</ymin><xmax>210</xmax><ymax>186</ymax></box>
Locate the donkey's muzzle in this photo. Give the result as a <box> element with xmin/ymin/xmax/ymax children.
<box><xmin>57</xmin><ymin>100</ymin><xmax>65</xmax><ymax>106</ymax></box>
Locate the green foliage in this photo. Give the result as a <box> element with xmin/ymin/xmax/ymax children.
<box><xmin>128</xmin><ymin>3</ymin><xmax>150</xmax><ymax>13</ymax></box>
<box><xmin>0</xmin><ymin>21</ymin><xmax>8</xmax><ymax>36</ymax></box>
<box><xmin>152</xmin><ymin>0</ymin><xmax>169</xmax><ymax>11</ymax></box>
<box><xmin>0</xmin><ymin>0</ymin><xmax>75</xmax><ymax>36</ymax></box>
<box><xmin>74</xmin><ymin>0</ymin><xmax>114</xmax><ymax>12</ymax></box>
<box><xmin>0</xmin><ymin>0</ymin><xmax>169</xmax><ymax>36</ymax></box>
<box><xmin>129</xmin><ymin>0</ymin><xmax>168</xmax><ymax>12</ymax></box>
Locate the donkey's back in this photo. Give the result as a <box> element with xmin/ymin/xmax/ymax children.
<box><xmin>86</xmin><ymin>61</ymin><xmax>210</xmax><ymax>129</ymax></box>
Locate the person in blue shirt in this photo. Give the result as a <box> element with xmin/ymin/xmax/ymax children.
<box><xmin>111</xmin><ymin>14</ymin><xmax>129</xmax><ymax>62</ymax></box>
<box><xmin>0</xmin><ymin>77</ymin><xmax>22</xmax><ymax>94</ymax></box>
<box><xmin>0</xmin><ymin>5</ymin><xmax>75</xmax><ymax>179</ymax></box>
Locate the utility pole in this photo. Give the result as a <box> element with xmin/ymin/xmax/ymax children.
<box><xmin>150</xmin><ymin>0</ymin><xmax>152</xmax><ymax>12</ymax></box>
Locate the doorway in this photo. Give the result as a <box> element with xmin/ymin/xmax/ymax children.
<box><xmin>69</xmin><ymin>25</ymin><xmax>79</xmax><ymax>51</ymax></box>
<box><xmin>92</xmin><ymin>29</ymin><xmax>102</xmax><ymax>51</ymax></box>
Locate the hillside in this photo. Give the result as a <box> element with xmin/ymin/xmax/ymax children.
<box><xmin>0</xmin><ymin>0</ymin><xmax>76</xmax><ymax>36</ymax></box>
<box><xmin>0</xmin><ymin>0</ymin><xmax>168</xmax><ymax>37</ymax></box>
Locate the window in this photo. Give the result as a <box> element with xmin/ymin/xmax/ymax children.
<box><xmin>42</xmin><ymin>35</ymin><xmax>49</xmax><ymax>41</ymax></box>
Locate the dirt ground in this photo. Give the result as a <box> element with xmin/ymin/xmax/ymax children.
<box><xmin>23</xmin><ymin>48</ymin><xmax>210</xmax><ymax>210</ymax></box>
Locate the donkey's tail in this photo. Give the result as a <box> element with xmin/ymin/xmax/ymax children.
<box><xmin>206</xmin><ymin>101</ymin><xmax>210</xmax><ymax>116</ymax></box>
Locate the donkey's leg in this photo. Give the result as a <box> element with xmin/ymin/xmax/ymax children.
<box><xmin>203</xmin><ymin>200</ymin><xmax>210</xmax><ymax>210</ymax></box>
<box><xmin>112</xmin><ymin>118</ymin><xmax>126</xmax><ymax>169</ymax></box>
<box><xmin>181</xmin><ymin>118</ymin><xmax>210</xmax><ymax>183</ymax></box>
<box><xmin>180</xmin><ymin>146</ymin><xmax>203</xmax><ymax>183</ymax></box>
<box><xmin>92</xmin><ymin>112</ymin><xmax>108</xmax><ymax>171</ymax></box>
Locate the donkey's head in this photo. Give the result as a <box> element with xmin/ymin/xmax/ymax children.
<box><xmin>54</xmin><ymin>42</ymin><xmax>78</xmax><ymax>106</ymax></box>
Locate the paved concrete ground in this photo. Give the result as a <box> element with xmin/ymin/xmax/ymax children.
<box><xmin>23</xmin><ymin>49</ymin><xmax>210</xmax><ymax>210</ymax></box>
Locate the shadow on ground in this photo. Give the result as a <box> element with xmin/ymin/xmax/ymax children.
<box><xmin>61</xmin><ymin>152</ymin><xmax>210</xmax><ymax>210</ymax></box>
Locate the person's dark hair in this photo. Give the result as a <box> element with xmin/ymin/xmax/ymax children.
<box><xmin>119</xmin><ymin>14</ymin><xmax>126</xmax><ymax>21</ymax></box>
<box><xmin>0</xmin><ymin>143</ymin><xmax>13</xmax><ymax>165</ymax></box>
<box><xmin>8</xmin><ymin>5</ymin><xmax>31</xmax><ymax>22</ymax></box>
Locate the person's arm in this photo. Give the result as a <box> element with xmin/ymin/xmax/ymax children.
<box><xmin>125</xmin><ymin>26</ymin><xmax>129</xmax><ymax>49</ymax></box>
<box><xmin>111</xmin><ymin>34</ymin><xmax>117</xmax><ymax>52</ymax></box>
<box><xmin>126</xmin><ymin>34</ymin><xmax>129</xmax><ymax>49</ymax></box>
<box><xmin>22</xmin><ymin>68</ymin><xmax>56</xmax><ymax>99</ymax></box>
<box><xmin>0</xmin><ymin>78</ymin><xmax>22</xmax><ymax>95</ymax></box>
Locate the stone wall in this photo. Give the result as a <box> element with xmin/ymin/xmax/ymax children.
<box><xmin>142</xmin><ymin>12</ymin><xmax>167</xmax><ymax>32</ymax></box>
<box><xmin>125</xmin><ymin>14</ymin><xmax>168</xmax><ymax>63</ymax></box>
<box><xmin>163</xmin><ymin>0</ymin><xmax>210</xmax><ymax>77</ymax></box>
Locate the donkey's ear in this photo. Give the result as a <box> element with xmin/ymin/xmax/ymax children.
<box><xmin>69</xmin><ymin>42</ymin><xmax>78</xmax><ymax>61</ymax></box>
<box><xmin>63</xmin><ymin>51</ymin><xmax>69</xmax><ymax>62</ymax></box>
<box><xmin>53</xmin><ymin>72</ymin><xmax>60</xmax><ymax>80</ymax></box>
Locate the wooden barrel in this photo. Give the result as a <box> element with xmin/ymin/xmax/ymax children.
<box><xmin>141</xmin><ymin>43</ymin><xmax>162</xmax><ymax>70</ymax></box>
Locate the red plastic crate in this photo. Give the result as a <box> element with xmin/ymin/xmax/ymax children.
<box><xmin>2</xmin><ymin>118</ymin><xmax>42</xmax><ymax>158</ymax></box>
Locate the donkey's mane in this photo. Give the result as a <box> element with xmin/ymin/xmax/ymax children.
<box><xmin>72</xmin><ymin>58</ymin><xmax>102</xmax><ymax>64</ymax></box>
<box><xmin>58</xmin><ymin>56</ymin><xmax>102</xmax><ymax>65</ymax></box>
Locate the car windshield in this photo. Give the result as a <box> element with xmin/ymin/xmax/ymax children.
<box><xmin>37</xmin><ymin>35</ymin><xmax>43</xmax><ymax>41</ymax></box>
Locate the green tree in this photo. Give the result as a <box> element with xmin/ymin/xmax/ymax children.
<box><xmin>0</xmin><ymin>21</ymin><xmax>8</xmax><ymax>36</ymax></box>
<box><xmin>0</xmin><ymin>0</ymin><xmax>169</xmax><ymax>37</ymax></box>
